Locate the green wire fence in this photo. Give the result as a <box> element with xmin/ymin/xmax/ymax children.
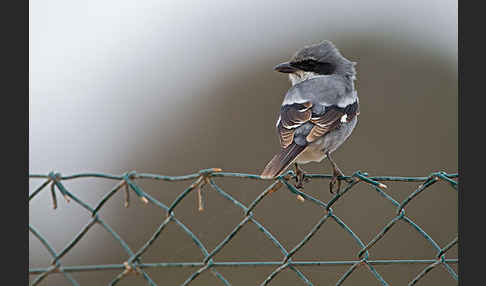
<box><xmin>29</xmin><ymin>169</ymin><xmax>458</xmax><ymax>286</ymax></box>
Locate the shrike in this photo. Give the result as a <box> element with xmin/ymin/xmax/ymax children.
<box><xmin>260</xmin><ymin>40</ymin><xmax>359</xmax><ymax>193</ymax></box>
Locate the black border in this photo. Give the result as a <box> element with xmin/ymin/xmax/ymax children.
<box><xmin>459</xmin><ymin>1</ymin><xmax>478</xmax><ymax>285</ymax></box>
<box><xmin>4</xmin><ymin>0</ymin><xmax>28</xmax><ymax>283</ymax></box>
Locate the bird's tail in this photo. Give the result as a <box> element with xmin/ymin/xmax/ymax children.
<box><xmin>260</xmin><ymin>143</ymin><xmax>306</xmax><ymax>179</ymax></box>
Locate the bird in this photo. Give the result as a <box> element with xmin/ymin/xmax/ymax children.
<box><xmin>260</xmin><ymin>40</ymin><xmax>359</xmax><ymax>194</ymax></box>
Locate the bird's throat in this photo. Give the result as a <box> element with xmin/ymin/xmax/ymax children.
<box><xmin>289</xmin><ymin>71</ymin><xmax>321</xmax><ymax>85</ymax></box>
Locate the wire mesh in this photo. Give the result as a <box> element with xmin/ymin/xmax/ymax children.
<box><xmin>29</xmin><ymin>169</ymin><xmax>458</xmax><ymax>286</ymax></box>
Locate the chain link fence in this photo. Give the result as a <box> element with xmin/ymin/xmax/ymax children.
<box><xmin>29</xmin><ymin>169</ymin><xmax>458</xmax><ymax>286</ymax></box>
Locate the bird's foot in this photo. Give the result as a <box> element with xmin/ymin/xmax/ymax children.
<box><xmin>329</xmin><ymin>167</ymin><xmax>344</xmax><ymax>194</ymax></box>
<box><xmin>294</xmin><ymin>164</ymin><xmax>310</xmax><ymax>189</ymax></box>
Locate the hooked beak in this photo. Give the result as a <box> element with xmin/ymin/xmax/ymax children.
<box><xmin>273</xmin><ymin>61</ymin><xmax>299</xmax><ymax>73</ymax></box>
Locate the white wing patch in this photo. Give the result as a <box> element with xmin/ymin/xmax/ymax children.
<box><xmin>340</xmin><ymin>114</ymin><xmax>348</xmax><ymax>123</ymax></box>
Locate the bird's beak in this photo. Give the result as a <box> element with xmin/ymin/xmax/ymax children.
<box><xmin>273</xmin><ymin>62</ymin><xmax>299</xmax><ymax>73</ymax></box>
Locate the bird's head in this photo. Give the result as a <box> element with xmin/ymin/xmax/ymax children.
<box><xmin>273</xmin><ymin>40</ymin><xmax>356</xmax><ymax>85</ymax></box>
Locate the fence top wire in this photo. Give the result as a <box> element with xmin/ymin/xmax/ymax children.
<box><xmin>29</xmin><ymin>169</ymin><xmax>458</xmax><ymax>286</ymax></box>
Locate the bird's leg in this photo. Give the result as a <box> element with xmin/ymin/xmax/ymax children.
<box><xmin>294</xmin><ymin>163</ymin><xmax>309</xmax><ymax>189</ymax></box>
<box><xmin>326</xmin><ymin>152</ymin><xmax>345</xmax><ymax>194</ymax></box>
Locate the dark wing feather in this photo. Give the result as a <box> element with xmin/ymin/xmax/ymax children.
<box><xmin>278</xmin><ymin>124</ymin><xmax>295</xmax><ymax>148</ymax></box>
<box><xmin>306</xmin><ymin>109</ymin><xmax>345</xmax><ymax>142</ymax></box>
<box><xmin>280</xmin><ymin>102</ymin><xmax>312</xmax><ymax>128</ymax></box>
<box><xmin>278</xmin><ymin>102</ymin><xmax>312</xmax><ymax>148</ymax></box>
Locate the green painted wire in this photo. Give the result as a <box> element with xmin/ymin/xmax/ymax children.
<box><xmin>29</xmin><ymin>170</ymin><xmax>458</xmax><ymax>286</ymax></box>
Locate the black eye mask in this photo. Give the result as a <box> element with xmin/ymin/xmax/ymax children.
<box><xmin>292</xmin><ymin>60</ymin><xmax>335</xmax><ymax>75</ymax></box>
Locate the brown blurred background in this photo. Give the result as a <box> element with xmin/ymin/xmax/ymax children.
<box><xmin>29</xmin><ymin>0</ymin><xmax>457</xmax><ymax>285</ymax></box>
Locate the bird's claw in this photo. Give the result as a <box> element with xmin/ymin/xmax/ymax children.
<box><xmin>329</xmin><ymin>169</ymin><xmax>344</xmax><ymax>194</ymax></box>
<box><xmin>295</xmin><ymin>181</ymin><xmax>304</xmax><ymax>189</ymax></box>
<box><xmin>294</xmin><ymin>174</ymin><xmax>308</xmax><ymax>189</ymax></box>
<box><xmin>294</xmin><ymin>164</ymin><xmax>309</xmax><ymax>189</ymax></box>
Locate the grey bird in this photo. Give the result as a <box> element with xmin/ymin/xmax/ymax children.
<box><xmin>260</xmin><ymin>40</ymin><xmax>359</xmax><ymax>193</ymax></box>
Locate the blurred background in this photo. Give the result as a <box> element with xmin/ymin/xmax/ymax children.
<box><xmin>29</xmin><ymin>0</ymin><xmax>457</xmax><ymax>285</ymax></box>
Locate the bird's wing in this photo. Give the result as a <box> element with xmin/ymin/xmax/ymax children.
<box><xmin>277</xmin><ymin>102</ymin><xmax>313</xmax><ymax>148</ymax></box>
<box><xmin>277</xmin><ymin>103</ymin><xmax>348</xmax><ymax>148</ymax></box>
<box><xmin>306</xmin><ymin>108</ymin><xmax>348</xmax><ymax>142</ymax></box>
